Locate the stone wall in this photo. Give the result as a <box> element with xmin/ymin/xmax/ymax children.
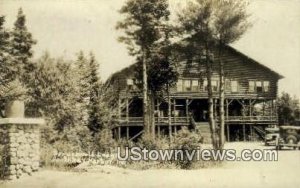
<box><xmin>0</xmin><ymin>118</ymin><xmax>44</xmax><ymax>180</ymax></box>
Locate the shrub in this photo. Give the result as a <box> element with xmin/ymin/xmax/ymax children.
<box><xmin>170</xmin><ymin>127</ymin><xmax>202</xmax><ymax>169</ymax></box>
<box><xmin>94</xmin><ymin>128</ymin><xmax>116</xmax><ymax>153</ymax></box>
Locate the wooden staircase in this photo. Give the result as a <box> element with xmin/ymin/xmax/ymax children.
<box><xmin>195</xmin><ymin>122</ymin><xmax>212</xmax><ymax>144</ymax></box>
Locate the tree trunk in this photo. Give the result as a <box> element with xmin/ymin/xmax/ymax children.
<box><xmin>142</xmin><ymin>52</ymin><xmax>150</xmax><ymax>137</ymax></box>
<box><xmin>149</xmin><ymin>92</ymin><xmax>155</xmax><ymax>139</ymax></box>
<box><xmin>205</xmin><ymin>51</ymin><xmax>218</xmax><ymax>149</ymax></box>
<box><xmin>167</xmin><ymin>84</ymin><xmax>172</xmax><ymax>139</ymax></box>
<box><xmin>218</xmin><ymin>57</ymin><xmax>225</xmax><ymax>149</ymax></box>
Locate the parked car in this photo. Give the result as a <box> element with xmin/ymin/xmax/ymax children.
<box><xmin>276</xmin><ymin>126</ymin><xmax>300</xmax><ymax>150</ymax></box>
<box><xmin>265</xmin><ymin>127</ymin><xmax>279</xmax><ymax>146</ymax></box>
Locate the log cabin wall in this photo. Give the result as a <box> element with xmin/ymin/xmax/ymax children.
<box><xmin>107</xmin><ymin>46</ymin><xmax>283</xmax><ymax>141</ymax></box>
<box><xmin>170</xmin><ymin>47</ymin><xmax>281</xmax><ymax>99</ymax></box>
<box><xmin>108</xmin><ymin>46</ymin><xmax>282</xmax><ymax>100</ymax></box>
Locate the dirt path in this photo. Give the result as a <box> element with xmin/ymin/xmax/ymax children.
<box><xmin>1</xmin><ymin>143</ymin><xmax>300</xmax><ymax>188</ymax></box>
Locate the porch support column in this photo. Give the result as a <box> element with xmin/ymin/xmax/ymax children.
<box><xmin>185</xmin><ymin>98</ymin><xmax>189</xmax><ymax>123</ymax></box>
<box><xmin>271</xmin><ymin>99</ymin><xmax>274</xmax><ymax>121</ymax></box>
<box><xmin>126</xmin><ymin>98</ymin><xmax>129</xmax><ymax>122</ymax></box>
<box><xmin>226</xmin><ymin>99</ymin><xmax>229</xmax><ymax>120</ymax></box>
<box><xmin>173</xmin><ymin>98</ymin><xmax>176</xmax><ymax>127</ymax></box>
<box><xmin>118</xmin><ymin>97</ymin><xmax>121</xmax><ymax>119</ymax></box>
<box><xmin>249</xmin><ymin>99</ymin><xmax>252</xmax><ymax>117</ymax></box>
<box><xmin>227</xmin><ymin>124</ymin><xmax>230</xmax><ymax>142</ymax></box>
<box><xmin>157</xmin><ymin>125</ymin><xmax>161</xmax><ymax>138</ymax></box>
<box><xmin>243</xmin><ymin>124</ymin><xmax>246</xmax><ymax>141</ymax></box>
<box><xmin>168</xmin><ymin>96</ymin><xmax>172</xmax><ymax>138</ymax></box>
<box><xmin>250</xmin><ymin>125</ymin><xmax>253</xmax><ymax>141</ymax></box>
<box><xmin>126</xmin><ymin>127</ymin><xmax>129</xmax><ymax>139</ymax></box>
<box><xmin>118</xmin><ymin>126</ymin><xmax>121</xmax><ymax>140</ymax></box>
<box><xmin>213</xmin><ymin>98</ymin><xmax>217</xmax><ymax>119</ymax></box>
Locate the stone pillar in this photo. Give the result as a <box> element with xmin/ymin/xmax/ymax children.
<box><xmin>0</xmin><ymin>118</ymin><xmax>44</xmax><ymax>180</ymax></box>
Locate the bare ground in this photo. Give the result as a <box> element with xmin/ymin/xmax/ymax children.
<box><xmin>1</xmin><ymin>142</ymin><xmax>300</xmax><ymax>188</ymax></box>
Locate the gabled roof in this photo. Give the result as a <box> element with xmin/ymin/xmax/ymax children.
<box><xmin>108</xmin><ymin>45</ymin><xmax>284</xmax><ymax>80</ymax></box>
<box><xmin>226</xmin><ymin>45</ymin><xmax>284</xmax><ymax>79</ymax></box>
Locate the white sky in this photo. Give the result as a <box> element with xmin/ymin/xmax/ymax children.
<box><xmin>0</xmin><ymin>0</ymin><xmax>300</xmax><ymax>98</ymax></box>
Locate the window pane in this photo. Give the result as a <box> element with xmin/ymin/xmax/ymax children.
<box><xmin>191</xmin><ymin>80</ymin><xmax>199</xmax><ymax>91</ymax></box>
<box><xmin>127</xmin><ymin>79</ymin><xmax>133</xmax><ymax>85</ymax></box>
<box><xmin>256</xmin><ymin>81</ymin><xmax>262</xmax><ymax>92</ymax></box>
<box><xmin>263</xmin><ymin>81</ymin><xmax>270</xmax><ymax>92</ymax></box>
<box><xmin>249</xmin><ymin>81</ymin><xmax>255</xmax><ymax>92</ymax></box>
<box><xmin>184</xmin><ymin>80</ymin><xmax>191</xmax><ymax>91</ymax></box>
<box><xmin>212</xmin><ymin>80</ymin><xmax>218</xmax><ymax>92</ymax></box>
<box><xmin>231</xmin><ymin>81</ymin><xmax>238</xmax><ymax>92</ymax></box>
<box><xmin>203</xmin><ymin>80</ymin><xmax>208</xmax><ymax>91</ymax></box>
<box><xmin>177</xmin><ymin>79</ymin><xmax>183</xmax><ymax>92</ymax></box>
<box><xmin>256</xmin><ymin>81</ymin><xmax>262</xmax><ymax>87</ymax></box>
<box><xmin>225</xmin><ymin>79</ymin><xmax>231</xmax><ymax>91</ymax></box>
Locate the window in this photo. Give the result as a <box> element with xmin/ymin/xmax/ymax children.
<box><xmin>203</xmin><ymin>80</ymin><xmax>208</xmax><ymax>91</ymax></box>
<box><xmin>127</xmin><ymin>78</ymin><xmax>133</xmax><ymax>85</ymax></box>
<box><xmin>212</xmin><ymin>80</ymin><xmax>218</xmax><ymax>92</ymax></box>
<box><xmin>177</xmin><ymin>79</ymin><xmax>183</xmax><ymax>92</ymax></box>
<box><xmin>249</xmin><ymin>81</ymin><xmax>255</xmax><ymax>92</ymax></box>
<box><xmin>184</xmin><ymin>80</ymin><xmax>191</xmax><ymax>91</ymax></box>
<box><xmin>263</xmin><ymin>81</ymin><xmax>270</xmax><ymax>92</ymax></box>
<box><xmin>127</xmin><ymin>79</ymin><xmax>134</xmax><ymax>90</ymax></box>
<box><xmin>191</xmin><ymin>80</ymin><xmax>199</xmax><ymax>91</ymax></box>
<box><xmin>256</xmin><ymin>81</ymin><xmax>262</xmax><ymax>92</ymax></box>
<box><xmin>231</xmin><ymin>80</ymin><xmax>238</xmax><ymax>92</ymax></box>
<box><xmin>225</xmin><ymin>79</ymin><xmax>231</xmax><ymax>91</ymax></box>
<box><xmin>203</xmin><ymin>80</ymin><xmax>218</xmax><ymax>92</ymax></box>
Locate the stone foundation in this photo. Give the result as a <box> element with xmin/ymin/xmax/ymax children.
<box><xmin>0</xmin><ymin>118</ymin><xmax>44</xmax><ymax>180</ymax></box>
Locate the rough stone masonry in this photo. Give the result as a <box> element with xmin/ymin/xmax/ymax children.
<box><xmin>0</xmin><ymin>100</ymin><xmax>44</xmax><ymax>180</ymax></box>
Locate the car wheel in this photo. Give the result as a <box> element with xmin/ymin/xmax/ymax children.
<box><xmin>286</xmin><ymin>135</ymin><xmax>298</xmax><ymax>145</ymax></box>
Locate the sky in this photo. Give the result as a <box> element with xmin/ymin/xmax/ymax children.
<box><xmin>0</xmin><ymin>0</ymin><xmax>300</xmax><ymax>98</ymax></box>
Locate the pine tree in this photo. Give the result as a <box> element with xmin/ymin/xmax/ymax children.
<box><xmin>10</xmin><ymin>8</ymin><xmax>36</xmax><ymax>82</ymax></box>
<box><xmin>177</xmin><ymin>0</ymin><xmax>250</xmax><ymax>149</ymax></box>
<box><xmin>75</xmin><ymin>51</ymin><xmax>106</xmax><ymax>133</ymax></box>
<box><xmin>86</xmin><ymin>52</ymin><xmax>104</xmax><ymax>133</ymax></box>
<box><xmin>0</xmin><ymin>16</ymin><xmax>12</xmax><ymax>85</ymax></box>
<box><xmin>117</xmin><ymin>0</ymin><xmax>172</xmax><ymax>138</ymax></box>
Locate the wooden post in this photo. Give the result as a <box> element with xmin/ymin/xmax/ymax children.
<box><xmin>271</xmin><ymin>99</ymin><xmax>273</xmax><ymax>121</ymax></box>
<box><xmin>167</xmin><ymin>91</ymin><xmax>172</xmax><ymax>138</ymax></box>
<box><xmin>227</xmin><ymin>124</ymin><xmax>230</xmax><ymax>142</ymax></box>
<box><xmin>126</xmin><ymin>98</ymin><xmax>129</xmax><ymax>122</ymax></box>
<box><xmin>173</xmin><ymin>98</ymin><xmax>176</xmax><ymax>127</ymax></box>
<box><xmin>126</xmin><ymin>127</ymin><xmax>129</xmax><ymax>139</ymax></box>
<box><xmin>118</xmin><ymin>127</ymin><xmax>121</xmax><ymax>140</ymax></box>
<box><xmin>186</xmin><ymin>98</ymin><xmax>189</xmax><ymax>115</ymax></box>
<box><xmin>249</xmin><ymin>99</ymin><xmax>252</xmax><ymax>117</ymax></box>
<box><xmin>158</xmin><ymin>125</ymin><xmax>161</xmax><ymax>138</ymax></box>
<box><xmin>226</xmin><ymin>99</ymin><xmax>229</xmax><ymax>120</ymax></box>
<box><xmin>250</xmin><ymin>125</ymin><xmax>253</xmax><ymax>141</ymax></box>
<box><xmin>243</xmin><ymin>124</ymin><xmax>246</xmax><ymax>141</ymax></box>
<box><xmin>118</xmin><ymin>97</ymin><xmax>121</xmax><ymax>119</ymax></box>
<box><xmin>213</xmin><ymin>98</ymin><xmax>217</xmax><ymax>118</ymax></box>
<box><xmin>262</xmin><ymin>100</ymin><xmax>265</xmax><ymax>116</ymax></box>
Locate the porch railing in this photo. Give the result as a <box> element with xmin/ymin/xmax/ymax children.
<box><xmin>222</xmin><ymin>116</ymin><xmax>278</xmax><ymax>122</ymax></box>
<box><xmin>118</xmin><ymin>116</ymin><xmax>278</xmax><ymax>125</ymax></box>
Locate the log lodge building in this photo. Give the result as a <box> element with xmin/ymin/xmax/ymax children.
<box><xmin>109</xmin><ymin>46</ymin><xmax>283</xmax><ymax>143</ymax></box>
